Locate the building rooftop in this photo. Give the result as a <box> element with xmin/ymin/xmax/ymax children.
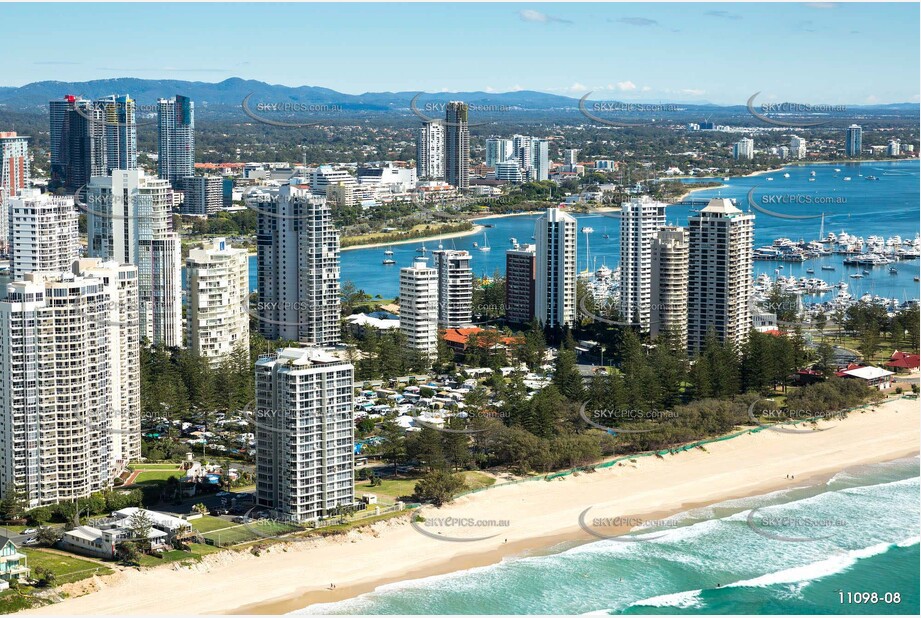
<box><xmin>701</xmin><ymin>197</ymin><xmax>743</xmax><ymax>215</ymax></box>
<box><xmin>841</xmin><ymin>366</ymin><xmax>894</xmax><ymax>380</ymax></box>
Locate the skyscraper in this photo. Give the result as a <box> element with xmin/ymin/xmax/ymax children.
<box><xmin>157</xmin><ymin>95</ymin><xmax>195</xmax><ymax>187</ymax></box>
<box><xmin>96</xmin><ymin>94</ymin><xmax>137</xmax><ymax>172</ymax></box>
<box><xmin>399</xmin><ymin>258</ymin><xmax>438</xmax><ymax>361</ymax></box>
<box><xmin>733</xmin><ymin>137</ymin><xmax>754</xmax><ymax>160</ymax></box>
<box><xmin>687</xmin><ymin>198</ymin><xmax>755</xmax><ymax>354</ymax></box>
<box><xmin>0</xmin><ymin>132</ymin><xmax>29</xmax><ymax>254</ymax></box>
<box><xmin>619</xmin><ymin>196</ymin><xmax>667</xmax><ymax>330</ymax></box>
<box><xmin>445</xmin><ymin>102</ymin><xmax>469</xmax><ymax>190</ymax></box>
<box><xmin>255</xmin><ymin>347</ymin><xmax>354</xmax><ymax>523</ymax></box>
<box><xmin>432</xmin><ymin>249</ymin><xmax>472</xmax><ymax>327</ymax></box>
<box><xmin>86</xmin><ymin>169</ymin><xmax>182</xmax><ymax>347</ymax></box>
<box><xmin>253</xmin><ymin>185</ymin><xmax>341</xmax><ymax>345</ymax></box>
<box><xmin>535</xmin><ymin>207</ymin><xmax>577</xmax><ymax>329</ymax></box>
<box><xmin>49</xmin><ymin>95</ymin><xmax>106</xmax><ymax>192</ymax></box>
<box><xmin>0</xmin><ymin>259</ymin><xmax>140</xmax><ymax>507</ymax></box>
<box><xmin>7</xmin><ymin>189</ymin><xmax>79</xmax><ymax>281</ymax></box>
<box><xmin>790</xmin><ymin>135</ymin><xmax>807</xmax><ymax>160</ymax></box>
<box><xmin>505</xmin><ymin>243</ymin><xmax>536</xmax><ymax>324</ymax></box>
<box><xmin>845</xmin><ymin>124</ymin><xmax>862</xmax><ymax>157</ymax></box>
<box><xmin>531</xmin><ymin>138</ymin><xmax>550</xmax><ymax>181</ymax></box>
<box><xmin>0</xmin><ymin>131</ymin><xmax>29</xmax><ymax>201</ymax></box>
<box><xmin>650</xmin><ymin>226</ymin><xmax>689</xmax><ymax>349</ymax></box>
<box><xmin>186</xmin><ymin>238</ymin><xmax>250</xmax><ymax>367</ymax></box>
<box><xmin>485</xmin><ymin>138</ymin><xmax>513</xmax><ymax>168</ymax></box>
<box><xmin>416</xmin><ymin>121</ymin><xmax>445</xmax><ymax>180</ymax></box>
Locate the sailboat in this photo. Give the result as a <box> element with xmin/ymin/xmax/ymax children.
<box><xmin>384</xmin><ymin>246</ymin><xmax>394</xmax><ymax>256</ymax></box>
<box><xmin>416</xmin><ymin>242</ymin><xmax>427</xmax><ymax>254</ymax></box>
<box><xmin>478</xmin><ymin>233</ymin><xmax>491</xmax><ymax>252</ymax></box>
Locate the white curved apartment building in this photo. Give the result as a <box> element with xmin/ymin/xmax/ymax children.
<box><xmin>186</xmin><ymin>238</ymin><xmax>250</xmax><ymax>367</ymax></box>
<box><xmin>7</xmin><ymin>189</ymin><xmax>79</xmax><ymax>281</ymax></box>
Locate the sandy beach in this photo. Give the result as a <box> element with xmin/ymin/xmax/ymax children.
<box><xmin>29</xmin><ymin>395</ymin><xmax>919</xmax><ymax>616</ymax></box>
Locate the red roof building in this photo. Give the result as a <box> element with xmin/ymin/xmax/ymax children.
<box><xmin>886</xmin><ymin>351</ymin><xmax>920</xmax><ymax>372</ymax></box>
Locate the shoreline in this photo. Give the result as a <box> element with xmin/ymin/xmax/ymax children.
<box><xmin>30</xmin><ymin>395</ymin><xmax>920</xmax><ymax>616</ymax></box>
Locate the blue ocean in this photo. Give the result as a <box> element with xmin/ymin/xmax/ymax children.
<box><xmin>247</xmin><ymin>159</ymin><xmax>921</xmax><ymax>302</ymax></box>
<box><xmin>299</xmin><ymin>456</ymin><xmax>920</xmax><ymax>615</ymax></box>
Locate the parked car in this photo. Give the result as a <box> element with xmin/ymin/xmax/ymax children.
<box><xmin>22</xmin><ymin>528</ymin><xmax>37</xmax><ymax>535</ymax></box>
<box><xmin>22</xmin><ymin>538</ymin><xmax>38</xmax><ymax>546</ymax></box>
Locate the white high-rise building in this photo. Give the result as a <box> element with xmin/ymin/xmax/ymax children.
<box><xmin>531</xmin><ymin>138</ymin><xmax>550</xmax><ymax>181</ymax></box>
<box><xmin>186</xmin><ymin>238</ymin><xmax>250</xmax><ymax>367</ymax></box>
<box><xmin>157</xmin><ymin>95</ymin><xmax>194</xmax><ymax>188</ymax></box>
<box><xmin>687</xmin><ymin>198</ymin><xmax>755</xmax><ymax>354</ymax></box>
<box><xmin>0</xmin><ymin>259</ymin><xmax>140</xmax><ymax>507</ymax></box>
<box><xmin>790</xmin><ymin>135</ymin><xmax>807</xmax><ymax>160</ymax></box>
<box><xmin>86</xmin><ymin>169</ymin><xmax>182</xmax><ymax>347</ymax></box>
<box><xmin>733</xmin><ymin>137</ymin><xmax>754</xmax><ymax>160</ymax></box>
<box><xmin>399</xmin><ymin>258</ymin><xmax>438</xmax><ymax>361</ymax></box>
<box><xmin>887</xmin><ymin>140</ymin><xmax>901</xmax><ymax>156</ymax></box>
<box><xmin>432</xmin><ymin>249</ymin><xmax>472</xmax><ymax>327</ymax></box>
<box><xmin>512</xmin><ymin>135</ymin><xmax>532</xmax><ymax>172</ymax></box>
<box><xmin>255</xmin><ymin>347</ymin><xmax>354</xmax><ymax>523</ymax></box>
<box><xmin>417</xmin><ymin>120</ymin><xmax>445</xmax><ymax>180</ymax></box>
<box><xmin>845</xmin><ymin>124</ymin><xmax>862</xmax><ymax>157</ymax></box>
<box><xmin>650</xmin><ymin>226</ymin><xmax>689</xmax><ymax>349</ymax></box>
<box><xmin>252</xmin><ymin>185</ymin><xmax>341</xmax><ymax>345</ymax></box>
<box><xmin>485</xmin><ymin>138</ymin><xmax>513</xmax><ymax>168</ymax></box>
<box><xmin>535</xmin><ymin>207</ymin><xmax>577</xmax><ymax>329</ymax></box>
<box><xmin>7</xmin><ymin>189</ymin><xmax>79</xmax><ymax>281</ymax></box>
<box><xmin>619</xmin><ymin>196</ymin><xmax>667</xmax><ymax>330</ymax></box>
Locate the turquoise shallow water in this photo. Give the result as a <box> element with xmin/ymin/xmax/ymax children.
<box><xmin>298</xmin><ymin>457</ymin><xmax>920</xmax><ymax>615</ymax></box>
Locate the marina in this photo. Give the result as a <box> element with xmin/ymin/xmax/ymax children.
<box><xmin>239</xmin><ymin>160</ymin><xmax>920</xmax><ymax>315</ymax></box>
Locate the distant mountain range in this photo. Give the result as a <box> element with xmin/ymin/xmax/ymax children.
<box><xmin>0</xmin><ymin>78</ymin><xmax>917</xmax><ymax>116</ymax></box>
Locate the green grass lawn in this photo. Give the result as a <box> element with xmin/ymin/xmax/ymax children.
<box><xmin>190</xmin><ymin>515</ymin><xmax>235</xmax><ymax>533</ymax></box>
<box><xmin>202</xmin><ymin>520</ymin><xmax>298</xmax><ymax>546</ymax></box>
<box><xmin>133</xmin><ymin>470</ymin><xmax>183</xmax><ymax>484</ymax></box>
<box><xmin>0</xmin><ymin>589</ymin><xmax>39</xmax><ymax>614</ymax></box>
<box><xmin>133</xmin><ymin>463</ymin><xmax>184</xmax><ymax>470</ymax></box>
<box><xmin>21</xmin><ymin>548</ymin><xmax>113</xmax><ymax>585</ymax></box>
<box><xmin>355</xmin><ymin>471</ymin><xmax>494</xmax><ymax>504</ymax></box>
<box><xmin>136</xmin><ymin>543</ymin><xmax>223</xmax><ymax>568</ymax></box>
<box><xmin>460</xmin><ymin>471</ymin><xmax>497</xmax><ymax>491</ymax></box>
<box><xmin>355</xmin><ymin>477</ymin><xmax>420</xmax><ymax>503</ymax></box>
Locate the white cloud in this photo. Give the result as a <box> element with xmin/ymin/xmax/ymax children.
<box><xmin>518</xmin><ymin>9</ymin><xmax>572</xmax><ymax>25</ymax></box>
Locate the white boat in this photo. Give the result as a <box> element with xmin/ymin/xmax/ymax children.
<box><xmin>783</xmin><ymin>173</ymin><xmax>790</xmax><ymax>178</ymax></box>
<box><xmin>766</xmin><ymin>177</ymin><xmax>774</xmax><ymax>181</ymax></box>
<box><xmin>384</xmin><ymin>246</ymin><xmax>394</xmax><ymax>256</ymax></box>
<box><xmin>382</xmin><ymin>258</ymin><xmax>396</xmax><ymax>265</ymax></box>
<box><xmin>808</xmin><ymin>178</ymin><xmax>816</xmax><ymax>182</ymax></box>
<box><xmin>416</xmin><ymin>242</ymin><xmax>427</xmax><ymax>254</ymax></box>
<box><xmin>810</xmin><ymin>171</ymin><xmax>816</xmax><ymax>177</ymax></box>
<box><xmin>834</xmin><ymin>168</ymin><xmax>841</xmax><ymax>172</ymax></box>
<box><xmin>478</xmin><ymin>233</ymin><xmax>491</xmax><ymax>252</ymax></box>
<box><xmin>843</xmin><ymin>177</ymin><xmax>851</xmax><ymax>181</ymax></box>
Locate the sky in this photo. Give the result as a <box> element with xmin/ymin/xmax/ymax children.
<box><xmin>1</xmin><ymin>2</ymin><xmax>918</xmax><ymax>105</ymax></box>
